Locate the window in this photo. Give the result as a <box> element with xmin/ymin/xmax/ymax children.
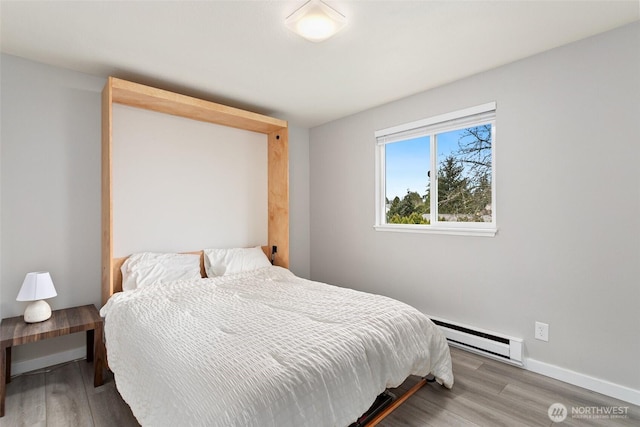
<box><xmin>375</xmin><ymin>102</ymin><xmax>496</xmax><ymax>236</ymax></box>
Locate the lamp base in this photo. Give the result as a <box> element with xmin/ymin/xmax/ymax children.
<box><xmin>23</xmin><ymin>300</ymin><xmax>52</xmax><ymax>323</ymax></box>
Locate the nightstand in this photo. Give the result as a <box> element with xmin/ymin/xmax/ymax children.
<box><xmin>0</xmin><ymin>304</ymin><xmax>105</xmax><ymax>417</ymax></box>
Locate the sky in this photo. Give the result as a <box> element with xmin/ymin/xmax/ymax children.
<box><xmin>385</xmin><ymin>129</ymin><xmax>463</xmax><ymax>200</ymax></box>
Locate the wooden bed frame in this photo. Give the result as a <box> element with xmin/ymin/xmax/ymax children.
<box><xmin>100</xmin><ymin>77</ymin><xmax>427</xmax><ymax>425</ymax></box>
<box><xmin>101</xmin><ymin>77</ymin><xmax>289</xmax><ymax>303</ymax></box>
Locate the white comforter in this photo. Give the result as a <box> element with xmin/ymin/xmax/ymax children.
<box><xmin>101</xmin><ymin>266</ymin><xmax>453</xmax><ymax>427</ymax></box>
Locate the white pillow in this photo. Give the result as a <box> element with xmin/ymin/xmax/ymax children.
<box><xmin>203</xmin><ymin>246</ymin><xmax>271</xmax><ymax>277</ymax></box>
<box><xmin>121</xmin><ymin>252</ymin><xmax>202</xmax><ymax>291</ymax></box>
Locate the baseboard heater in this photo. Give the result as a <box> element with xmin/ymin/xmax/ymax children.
<box><xmin>430</xmin><ymin>316</ymin><xmax>523</xmax><ymax>366</ymax></box>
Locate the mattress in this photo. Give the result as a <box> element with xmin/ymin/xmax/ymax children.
<box><xmin>100</xmin><ymin>266</ymin><xmax>453</xmax><ymax>426</ymax></box>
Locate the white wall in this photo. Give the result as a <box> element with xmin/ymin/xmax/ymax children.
<box><xmin>309</xmin><ymin>22</ymin><xmax>640</xmax><ymax>396</ymax></box>
<box><xmin>288</xmin><ymin>125</ymin><xmax>311</xmax><ymax>279</ymax></box>
<box><xmin>0</xmin><ymin>53</ymin><xmax>311</xmax><ymax>368</ymax></box>
<box><xmin>0</xmin><ymin>54</ymin><xmax>104</xmax><ymax>364</ymax></box>
<box><xmin>112</xmin><ymin>104</ymin><xmax>267</xmax><ymax>256</ymax></box>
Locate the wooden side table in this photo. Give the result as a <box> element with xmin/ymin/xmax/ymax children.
<box><xmin>0</xmin><ymin>304</ymin><xmax>105</xmax><ymax>417</ymax></box>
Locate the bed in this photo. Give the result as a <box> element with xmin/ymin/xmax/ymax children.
<box><xmin>100</xmin><ymin>249</ymin><xmax>453</xmax><ymax>426</ymax></box>
<box><xmin>101</xmin><ymin>78</ymin><xmax>453</xmax><ymax>426</ymax></box>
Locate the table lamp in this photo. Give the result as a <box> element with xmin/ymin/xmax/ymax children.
<box><xmin>16</xmin><ymin>272</ymin><xmax>58</xmax><ymax>323</ymax></box>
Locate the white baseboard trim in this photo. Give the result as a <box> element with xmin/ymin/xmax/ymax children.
<box><xmin>10</xmin><ymin>346</ymin><xmax>86</xmax><ymax>377</ymax></box>
<box><xmin>526</xmin><ymin>358</ymin><xmax>640</xmax><ymax>406</ymax></box>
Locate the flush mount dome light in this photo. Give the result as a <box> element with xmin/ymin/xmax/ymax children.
<box><xmin>285</xmin><ymin>0</ymin><xmax>346</xmax><ymax>42</ymax></box>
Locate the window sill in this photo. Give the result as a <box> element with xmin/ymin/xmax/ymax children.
<box><xmin>374</xmin><ymin>224</ymin><xmax>497</xmax><ymax>237</ymax></box>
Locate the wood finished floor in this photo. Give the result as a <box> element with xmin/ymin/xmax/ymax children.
<box><xmin>1</xmin><ymin>346</ymin><xmax>638</xmax><ymax>426</ymax></box>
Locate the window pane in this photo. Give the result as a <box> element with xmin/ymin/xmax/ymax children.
<box><xmin>436</xmin><ymin>124</ymin><xmax>492</xmax><ymax>222</ymax></box>
<box><xmin>385</xmin><ymin>136</ymin><xmax>430</xmax><ymax>224</ymax></box>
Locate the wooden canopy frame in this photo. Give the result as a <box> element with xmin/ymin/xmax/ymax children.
<box><xmin>100</xmin><ymin>78</ymin><xmax>430</xmax><ymax>426</ymax></box>
<box><xmin>101</xmin><ymin>77</ymin><xmax>289</xmax><ymax>305</ymax></box>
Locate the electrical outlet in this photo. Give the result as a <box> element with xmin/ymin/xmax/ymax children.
<box><xmin>535</xmin><ymin>321</ymin><xmax>549</xmax><ymax>342</ymax></box>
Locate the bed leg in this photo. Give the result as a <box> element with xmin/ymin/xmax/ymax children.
<box><xmin>366</xmin><ymin>377</ymin><xmax>429</xmax><ymax>426</ymax></box>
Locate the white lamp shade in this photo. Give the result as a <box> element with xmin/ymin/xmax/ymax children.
<box><xmin>17</xmin><ymin>272</ymin><xmax>57</xmax><ymax>301</ymax></box>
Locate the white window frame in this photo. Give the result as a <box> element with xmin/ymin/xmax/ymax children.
<box><xmin>374</xmin><ymin>102</ymin><xmax>497</xmax><ymax>237</ymax></box>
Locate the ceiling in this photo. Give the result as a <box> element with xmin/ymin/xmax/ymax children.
<box><xmin>1</xmin><ymin>1</ymin><xmax>638</xmax><ymax>128</ymax></box>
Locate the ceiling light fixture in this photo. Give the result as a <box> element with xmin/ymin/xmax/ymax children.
<box><xmin>285</xmin><ymin>0</ymin><xmax>347</xmax><ymax>43</ymax></box>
